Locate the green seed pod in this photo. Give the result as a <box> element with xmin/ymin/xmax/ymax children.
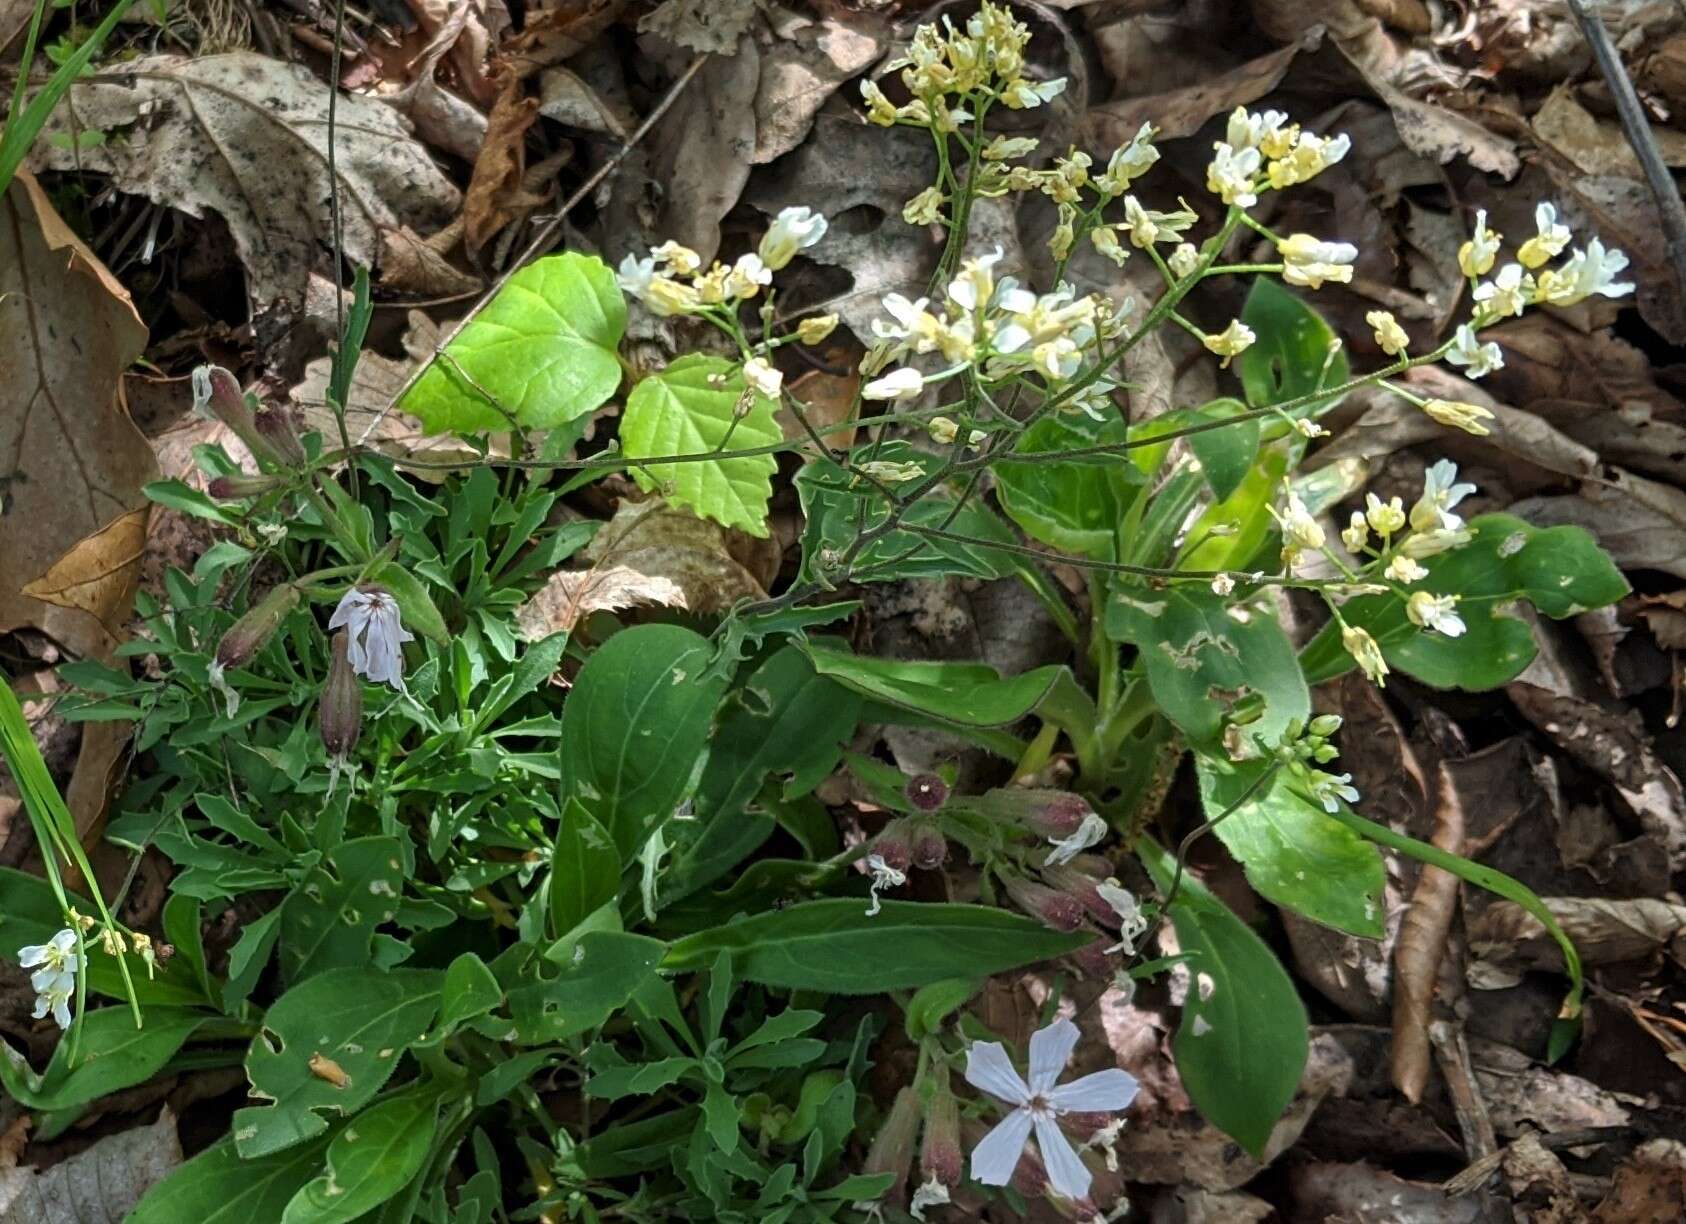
<box><xmin>320</xmin><ymin>630</ymin><xmax>363</xmax><ymax>761</ymax></box>
<box><xmin>214</xmin><ymin>583</ymin><xmax>300</xmax><ymax>671</ymax></box>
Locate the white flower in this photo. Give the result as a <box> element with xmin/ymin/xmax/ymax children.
<box><xmin>1096</xmin><ymin>882</ymin><xmax>1148</xmax><ymax>956</ymax></box>
<box><xmin>864</xmin><ymin>853</ymin><xmax>906</xmax><ymax>917</ymax></box>
<box><xmin>964</xmin><ymin>1017</ymin><xmax>1140</xmax><ymax>1200</ymax></box>
<box><xmin>1266</xmin><ymin>130</ymin><xmax>1349</xmax><ymax>188</ymax></box>
<box><xmin>948</xmin><ymin>245</ymin><xmax>1004</xmax><ymax>314</ymax></box>
<box><xmin>871</xmin><ymin>293</ymin><xmax>936</xmax><ymax>347</ymax></box>
<box><xmin>1210</xmin><ymin>573</ymin><xmax>1235</xmax><ymax>596</ymax></box>
<box><xmin>724</xmin><ymin>253</ymin><xmax>773</xmax><ymax>299</ymax></box>
<box><xmin>328</xmin><ymin>586</ymin><xmax>414</xmax><ymax>691</ymax></box>
<box><xmin>1341</xmin><ymin>511</ymin><xmax>1369</xmax><ymax>553</ymax></box>
<box><xmin>20</xmin><ymin>928</ymin><xmax>79</xmax><ymax>983</ymax></box>
<box><xmin>1094</xmin><ymin>122</ymin><xmax>1159</xmax><ymax>195</ymax></box>
<box><xmin>1168</xmin><ymin>242</ymin><xmax>1201</xmax><ymax>279</ymax></box>
<box><xmin>982</xmin><ymin>135</ymin><xmax>1039</xmax><ymax>160</ymax></box>
<box><xmin>1365</xmin><ymin>493</ymin><xmax>1406</xmax><ymax>536</ymax></box>
<box><xmin>1445</xmin><ymin>323</ymin><xmax>1504</xmax><ymax>379</ymax></box>
<box><xmin>1410</xmin><ymin>459</ymin><xmax>1477</xmax><ymax>534</ymax></box>
<box><xmin>1407</xmin><ymin>591</ymin><xmax>1466</xmax><ymax>638</ymax></box>
<box><xmin>862</xmin><ymin>367</ymin><xmax>926</xmax><ymax>400</ymax></box>
<box><xmin>1473</xmin><ymin>262</ymin><xmax>1528</xmax><ymax>319</ymax></box>
<box><xmin>1045</xmin><ymin>811</ymin><xmax>1107</xmax><ymax>866</ymax></box>
<box><xmin>1368</xmin><ymin>310</ymin><xmax>1409</xmax><ymax>355</ymax></box>
<box><xmin>1422</xmin><ymin>397</ymin><xmax>1495</xmax><ymax>437</ymax></box>
<box><xmin>741</xmin><ymin>357</ymin><xmax>782</xmax><ymax>400</ymax></box>
<box><xmin>1385</xmin><ymin>554</ymin><xmax>1428</xmax><ymax>583</ymax></box>
<box><xmin>651</xmin><ymin>240</ymin><xmax>701</xmax><ymax>276</ymax></box>
<box><xmin>1000</xmin><ymin>76</ymin><xmax>1067</xmax><ymax>109</ymax></box>
<box><xmin>1342</xmin><ymin>625</ymin><xmax>1389</xmax><ymax>687</ymax></box>
<box><xmin>1308</xmin><ymin>771</ymin><xmax>1361</xmax><ymax>813</ymax></box>
<box><xmin>1536</xmin><ymin>237</ymin><xmax>1634</xmax><ymax>306</ymax></box>
<box><xmin>858</xmin><ymin>460</ymin><xmax>925</xmax><ymax>483</ymax></box>
<box><xmin>1270</xmin><ymin>489</ymin><xmax>1325</xmax><ymax>554</ymax></box>
<box><xmin>1518</xmin><ymin>202</ymin><xmax>1571</xmax><ymax>269</ymax></box>
<box><xmin>1031</xmin><ymin>337</ymin><xmax>1081</xmax><ymax>382</ymax></box>
<box><xmin>32</xmin><ymin>975</ymin><xmax>74</xmax><ymax>1029</ymax></box>
<box><xmin>1226</xmin><ymin>105</ymin><xmax>1289</xmax><ymax>151</ymax></box>
<box><xmin>1400</xmin><ymin>526</ymin><xmax>1473</xmax><ymax>559</ymax></box>
<box><xmin>758</xmin><ymin>206</ymin><xmax>828</xmax><ymax>270</ymax></box>
<box><xmin>910</xmin><ymin>1174</ymin><xmax>951</xmax><ymax>1220</ymax></box>
<box><xmin>616</xmin><ymin>253</ymin><xmax>656</xmax><ymax>297</ymax></box>
<box><xmin>1458</xmin><ymin>209</ymin><xmax>1501</xmax><ymax>278</ymax></box>
<box><xmin>1203</xmin><ymin>319</ymin><xmax>1255</xmax><ymax>367</ymax></box>
<box><xmin>1206</xmin><ymin>141</ymin><xmax>1261</xmax><ymax>207</ymax></box>
<box><xmin>1278</xmin><ymin>234</ymin><xmax>1357</xmax><ymax>289</ymax></box>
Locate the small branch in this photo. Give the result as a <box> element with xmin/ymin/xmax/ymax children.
<box><xmin>1564</xmin><ymin>0</ymin><xmax>1686</xmax><ymax>301</ymax></box>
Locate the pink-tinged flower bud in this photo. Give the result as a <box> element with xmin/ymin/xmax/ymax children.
<box><xmin>868</xmin><ymin>819</ymin><xmax>914</xmax><ymax>873</ymax></box>
<box><xmin>320</xmin><ymin>630</ymin><xmax>363</xmax><ymax>763</ymax></box>
<box><xmin>910</xmin><ymin>822</ymin><xmax>949</xmax><ymax>870</ymax></box>
<box><xmin>920</xmin><ymin>1070</ymin><xmax>963</xmax><ymax>1187</ymax></box>
<box><xmin>192</xmin><ymin>365</ymin><xmax>284</xmax><ymax>465</ymax></box>
<box><xmin>1069</xmin><ymin>935</ymin><xmax>1116</xmax><ymax>980</ymax></box>
<box><xmin>253</xmin><ymin>406</ymin><xmax>307</xmax><ymax>467</ymax></box>
<box><xmin>1039</xmin><ymin>862</ymin><xmax>1112</xmax><ymax>924</ymax></box>
<box><xmin>863</xmin><ymin>1086</ymin><xmax>921</xmax><ymax>1202</ymax></box>
<box><xmin>208</xmin><ymin>472</ymin><xmax>287</xmax><ymax>499</ymax></box>
<box><xmin>904</xmin><ymin>773</ymin><xmax>949</xmax><ymax>812</ymax></box>
<box><xmin>1000</xmin><ymin>870</ymin><xmax>1084</xmax><ymax>932</ymax></box>
<box><xmin>215</xmin><ymin>583</ymin><xmax>300</xmax><ymax>672</ymax></box>
<box><xmin>975</xmin><ymin>787</ymin><xmax>1095</xmax><ymax>838</ymax></box>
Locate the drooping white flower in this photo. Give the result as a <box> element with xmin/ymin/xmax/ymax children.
<box><xmin>1458</xmin><ymin>209</ymin><xmax>1502</xmax><ymax>278</ymax></box>
<box><xmin>20</xmin><ymin>928</ymin><xmax>80</xmax><ymax>1030</ymax></box>
<box><xmin>1410</xmin><ymin>459</ymin><xmax>1477</xmax><ymax>534</ymax></box>
<box><xmin>1535</xmin><ymin>237</ymin><xmax>1635</xmax><ymax>306</ymax></box>
<box><xmin>860</xmin><ymin>78</ymin><xmax>898</xmax><ymax>125</ymax></box>
<box><xmin>742</xmin><ymin>357</ymin><xmax>783</xmax><ymax>400</ymax></box>
<box><xmin>1518</xmin><ymin>202</ymin><xmax>1571</xmax><ymax>269</ymax></box>
<box><xmin>1473</xmin><ymin>262</ymin><xmax>1528</xmax><ymax>319</ymax></box>
<box><xmin>1000</xmin><ymin>76</ymin><xmax>1067</xmax><ymax>109</ymax></box>
<box><xmin>1045</xmin><ymin>811</ymin><xmax>1107</xmax><ymax>867</ymax></box>
<box><xmin>1342</xmin><ymin>625</ymin><xmax>1389</xmax><ymax>687</ymax></box>
<box><xmin>328</xmin><ymin>586</ymin><xmax>414</xmax><ymax>691</ymax></box>
<box><xmin>864</xmin><ymin>853</ymin><xmax>906</xmax><ymax>917</ymax></box>
<box><xmin>871</xmin><ymin>293</ymin><xmax>937</xmax><ymax>348</ymax></box>
<box><xmin>32</xmin><ymin>975</ymin><xmax>73</xmax><ymax>1030</ymax></box>
<box><xmin>758</xmin><ymin>206</ymin><xmax>828</xmax><ymax>270</ymax></box>
<box><xmin>982</xmin><ymin>135</ymin><xmax>1040</xmax><ymax>161</ymax></box>
<box><xmin>1206</xmin><ymin>141</ymin><xmax>1261</xmax><ymax>207</ymax></box>
<box><xmin>1407</xmin><ymin>591</ymin><xmax>1467</xmax><ymax>638</ymax></box>
<box><xmin>1278</xmin><ymin>234</ymin><xmax>1358</xmax><ymax>289</ymax></box>
<box><xmin>910</xmin><ymin>1174</ymin><xmax>951</xmax><ymax>1220</ymax></box>
<box><xmin>1094</xmin><ymin>122</ymin><xmax>1159</xmax><ymax>195</ymax></box>
<box><xmin>1096</xmin><ymin>881</ymin><xmax>1148</xmax><ymax>956</ymax></box>
<box><xmin>862</xmin><ymin>367</ymin><xmax>926</xmax><ymax>400</ymax></box>
<box><xmin>1445</xmin><ymin>323</ymin><xmax>1504</xmax><ymax>379</ymax></box>
<box><xmin>964</xmin><ymin>1017</ymin><xmax>1140</xmax><ymax>1200</ymax></box>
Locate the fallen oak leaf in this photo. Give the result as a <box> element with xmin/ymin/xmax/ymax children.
<box><xmin>515</xmin><ymin>565</ymin><xmax>688</xmax><ymax>640</ymax></box>
<box><xmin>0</xmin><ymin>1107</ymin><xmax>180</xmax><ymax>1223</ymax></box>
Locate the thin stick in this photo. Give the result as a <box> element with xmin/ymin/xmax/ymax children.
<box><xmin>1563</xmin><ymin>0</ymin><xmax>1686</xmax><ymax>302</ymax></box>
<box><xmin>373</xmin><ymin>53</ymin><xmax>710</xmax><ymax>440</ymax></box>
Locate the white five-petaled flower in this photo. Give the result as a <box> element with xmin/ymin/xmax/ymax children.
<box><xmin>1308</xmin><ymin>770</ymin><xmax>1361</xmax><ymax>814</ymax></box>
<box><xmin>965</xmin><ymin>1017</ymin><xmax>1140</xmax><ymax>1200</ymax></box>
<box><xmin>328</xmin><ymin>586</ymin><xmax>414</xmax><ymax>691</ymax></box>
<box><xmin>864</xmin><ymin>853</ymin><xmax>906</xmax><ymax>917</ymax></box>
<box><xmin>758</xmin><ymin>206</ymin><xmax>828</xmax><ymax>271</ymax></box>
<box><xmin>1445</xmin><ymin>323</ymin><xmax>1504</xmax><ymax>379</ymax></box>
<box><xmin>1518</xmin><ymin>202</ymin><xmax>1571</xmax><ymax>269</ymax></box>
<box><xmin>1044</xmin><ymin>811</ymin><xmax>1107</xmax><ymax>867</ymax></box>
<box><xmin>1410</xmin><ymin>459</ymin><xmax>1477</xmax><ymax>534</ymax></box>
<box><xmin>862</xmin><ymin>367</ymin><xmax>926</xmax><ymax>401</ymax></box>
<box><xmin>1277</xmin><ymin>234</ymin><xmax>1357</xmax><ymax>289</ymax></box>
<box><xmin>20</xmin><ymin>928</ymin><xmax>80</xmax><ymax>1030</ymax></box>
<box><xmin>1407</xmin><ymin>591</ymin><xmax>1467</xmax><ymax>638</ymax></box>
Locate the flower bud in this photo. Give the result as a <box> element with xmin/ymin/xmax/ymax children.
<box><xmin>974</xmin><ymin>788</ymin><xmax>1094</xmax><ymax>839</ymax></box>
<box><xmin>862</xmin><ymin>1086</ymin><xmax>921</xmax><ymax>1202</ymax></box>
<box><xmin>904</xmin><ymin>774</ymin><xmax>948</xmax><ymax>812</ymax></box>
<box><xmin>1070</xmin><ymin>935</ymin><xmax>1116</xmax><ymax>979</ymax></box>
<box><xmin>208</xmin><ymin>472</ymin><xmax>287</xmax><ymax>499</ymax></box>
<box><xmin>215</xmin><ymin>583</ymin><xmax>300</xmax><ymax>672</ymax></box>
<box><xmin>192</xmin><ymin>365</ymin><xmax>284</xmax><ymax>466</ymax></box>
<box><xmin>253</xmin><ymin>406</ymin><xmax>308</xmax><ymax>466</ymax></box>
<box><xmin>867</xmin><ymin>819</ymin><xmax>914</xmax><ymax>873</ymax></box>
<box><xmin>910</xmin><ymin>823</ymin><xmax>949</xmax><ymax>870</ymax></box>
<box><xmin>1000</xmin><ymin>870</ymin><xmax>1084</xmax><ymax>932</ymax></box>
<box><xmin>1039</xmin><ymin>862</ymin><xmax>1112</xmax><ymax>924</ymax></box>
<box><xmin>320</xmin><ymin>630</ymin><xmax>363</xmax><ymax>763</ymax></box>
<box><xmin>920</xmin><ymin>1067</ymin><xmax>963</xmax><ymax>1188</ymax></box>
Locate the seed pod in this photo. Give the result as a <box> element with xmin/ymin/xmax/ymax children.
<box><xmin>1000</xmin><ymin>869</ymin><xmax>1085</xmax><ymax>932</ymax></box>
<box><xmin>919</xmin><ymin>1066</ymin><xmax>963</xmax><ymax>1188</ymax></box>
<box><xmin>973</xmin><ymin>787</ymin><xmax>1095</xmax><ymax>839</ymax></box>
<box><xmin>904</xmin><ymin>773</ymin><xmax>949</xmax><ymax>812</ymax></box>
<box><xmin>1039</xmin><ymin>862</ymin><xmax>1112</xmax><ymax>925</ymax></box>
<box><xmin>208</xmin><ymin>473</ymin><xmax>287</xmax><ymax>499</ymax></box>
<box><xmin>253</xmin><ymin>406</ymin><xmax>307</xmax><ymax>467</ymax></box>
<box><xmin>910</xmin><ymin>822</ymin><xmax>949</xmax><ymax>870</ymax></box>
<box><xmin>320</xmin><ymin>630</ymin><xmax>363</xmax><ymax>761</ymax></box>
<box><xmin>862</xmin><ymin>1086</ymin><xmax>921</xmax><ymax>1203</ymax></box>
<box><xmin>867</xmin><ymin>818</ymin><xmax>914</xmax><ymax>873</ymax></box>
<box><xmin>192</xmin><ymin>365</ymin><xmax>284</xmax><ymax>466</ymax></box>
<box><xmin>214</xmin><ymin>583</ymin><xmax>300</xmax><ymax>672</ymax></box>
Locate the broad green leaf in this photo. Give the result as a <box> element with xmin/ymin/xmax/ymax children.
<box><xmin>559</xmin><ymin>624</ymin><xmax>729</xmax><ymax>859</ymax></box>
<box><xmin>1107</xmin><ymin>586</ymin><xmax>1308</xmax><ymax>749</ymax></box>
<box><xmin>504</xmin><ymin>931</ymin><xmax>666</xmax><ymax>1044</ymax></box>
<box><xmin>1181</xmin><ymin>446</ymin><xmax>1288</xmax><ymax>572</ymax></box>
<box><xmin>1185</xmin><ymin>398</ymin><xmax>1260</xmax><ymax>502</ymax></box>
<box><xmin>622</xmin><ymin>355</ymin><xmax>782</xmax><ymax>536</ymax></box>
<box><xmin>663</xmin><ymin>900</ymin><xmax>1089</xmax><ymax>992</ymax></box>
<box><xmin>991</xmin><ymin>415</ymin><xmax>1139</xmax><ymax>562</ymax></box>
<box><xmin>279</xmin><ymin>836</ymin><xmax>404</xmax><ymax>984</ymax></box>
<box><xmin>550</xmin><ymin>799</ymin><xmax>623</xmax><ymax>937</ymax></box>
<box><xmin>224</xmin><ymin>906</ymin><xmax>282</xmax><ymax>1010</ymax></box>
<box><xmin>439</xmin><ymin>953</ymin><xmax>503</xmax><ymax>1032</ymax></box>
<box><xmin>282</xmin><ymin>1087</ymin><xmax>438</xmax><ymax>1224</ymax></box>
<box><xmin>366</xmin><ymin>561</ymin><xmax>448</xmax><ymax>645</ymax></box>
<box><xmin>128</xmin><ymin>1138</ymin><xmax>325</xmax><ymax>1224</ymax></box>
<box><xmin>400</xmin><ymin>252</ymin><xmax>625</xmax><ymax>434</ymax></box>
<box><xmin>235</xmin><ymin>968</ymin><xmax>440</xmax><ymax>1158</ymax></box>
<box><xmin>1196</xmin><ymin>757</ymin><xmax>1384</xmax><ymax>937</ymax></box>
<box><xmin>798</xmin><ymin>442</ymin><xmax>1019</xmax><ymax>582</ymax></box>
<box><xmin>1239</xmin><ymin>277</ymin><xmax>1349</xmax><ymax>417</ymax></box>
<box><xmin>802</xmin><ymin>643</ymin><xmax>1065</xmax><ymax>730</ymax></box>
<box><xmin>0</xmin><ymin>1007</ymin><xmax>203</xmax><ymax>1111</ymax></box>
<box><xmin>1138</xmin><ymin>838</ymin><xmax>1307</xmax><ymax>1158</ymax></box>
<box><xmin>904</xmin><ymin>979</ymin><xmax>979</xmax><ymax>1041</ymax></box>
<box><xmin>1300</xmin><ymin>514</ymin><xmax>1630</xmax><ymax>690</ymax></box>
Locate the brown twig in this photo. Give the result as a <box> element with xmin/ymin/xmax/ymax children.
<box><xmin>372</xmin><ymin>52</ymin><xmax>710</xmax><ymax>441</ymax></box>
<box><xmin>1563</xmin><ymin>0</ymin><xmax>1686</xmax><ymax>303</ymax></box>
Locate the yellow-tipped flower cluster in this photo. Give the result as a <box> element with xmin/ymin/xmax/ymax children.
<box><xmin>1206</xmin><ymin>107</ymin><xmax>1350</xmax><ymax>210</ymax></box>
<box><xmin>862</xmin><ymin>1</ymin><xmax>1064</xmax><ymax>130</ymax></box>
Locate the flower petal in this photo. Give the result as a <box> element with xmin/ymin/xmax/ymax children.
<box><xmin>964</xmin><ymin>1040</ymin><xmax>1029</xmax><ymax>1106</ymax></box>
<box><xmin>969</xmin><ymin>1108</ymin><xmax>1033</xmax><ymax>1187</ymax></box>
<box><xmin>1031</xmin><ymin>1112</ymin><xmax>1092</xmax><ymax>1201</ymax></box>
<box><xmin>1047</xmin><ymin>1068</ymin><xmax>1140</xmax><ymax>1113</ymax></box>
<box><xmin>1026</xmin><ymin>1017</ymin><xmax>1080</xmax><ymax>1094</ymax></box>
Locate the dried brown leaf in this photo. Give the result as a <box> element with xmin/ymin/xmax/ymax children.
<box><xmin>640</xmin><ymin>0</ymin><xmax>758</xmax><ymax>56</ymax></box>
<box><xmin>0</xmin><ymin>1108</ymin><xmax>181</xmax><ymax>1223</ymax></box>
<box><xmin>515</xmin><ymin>565</ymin><xmax>688</xmax><ymax>640</ymax></box>
<box><xmin>1470</xmin><ymin>896</ymin><xmax>1686</xmax><ymax>971</ymax></box>
<box><xmin>465</xmin><ymin>75</ymin><xmax>543</xmax><ymax>254</ymax></box>
<box><xmin>753</xmin><ymin>7</ymin><xmax>887</xmax><ymax>164</ymax></box>
<box><xmin>1593</xmin><ymin>1139</ymin><xmax>1686</xmax><ymax>1223</ymax></box>
<box><xmin>1084</xmin><ymin>38</ymin><xmax>1309</xmax><ymax>147</ymax></box>
<box><xmin>1391</xmin><ymin>760</ymin><xmax>1463</xmax><ymax>1103</ymax></box>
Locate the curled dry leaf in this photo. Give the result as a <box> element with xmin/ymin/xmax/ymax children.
<box><xmin>31</xmin><ymin>53</ymin><xmax>461</xmax><ymax>318</ymax></box>
<box><xmin>1469</xmin><ymin>896</ymin><xmax>1686</xmax><ymax>972</ymax></box>
<box><xmin>1511</xmin><ymin>467</ymin><xmax>1686</xmax><ymax>580</ymax></box>
<box><xmin>1468</xmin><ymin>1037</ymin><xmax>1632</xmax><ymax>1140</ymax></box>
<box><xmin>0</xmin><ymin>1107</ymin><xmax>181</xmax><ymax>1223</ymax></box>
<box><xmin>1287</xmin><ymin>1160</ymin><xmax>1486</xmax><ymax>1224</ymax></box>
<box><xmin>1391</xmin><ymin>760</ymin><xmax>1464</xmax><ymax>1104</ymax></box>
<box><xmin>0</xmin><ymin>172</ymin><xmax>155</xmax><ymax>661</ymax></box>
<box><xmin>515</xmin><ymin>566</ymin><xmax>687</xmax><ymax>640</ymax></box>
<box><xmin>464</xmin><ymin>73</ymin><xmax>544</xmax><ymax>253</ymax></box>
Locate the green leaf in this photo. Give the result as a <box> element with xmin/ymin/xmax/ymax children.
<box><xmin>400</xmin><ymin>252</ymin><xmax>625</xmax><ymax>434</ymax></box>
<box><xmin>366</xmin><ymin>561</ymin><xmax>448</xmax><ymax>645</ymax></box>
<box><xmin>145</xmin><ymin>479</ymin><xmax>242</xmax><ymax>526</ymax></box>
<box><xmin>1196</xmin><ymin>757</ymin><xmax>1384</xmax><ymax>937</ymax></box>
<box><xmin>1185</xmin><ymin>398</ymin><xmax>1259</xmax><ymax>502</ymax></box>
<box><xmin>282</xmin><ymin>1087</ymin><xmax>438</xmax><ymax>1224</ymax></box>
<box><xmin>559</xmin><ymin>624</ymin><xmax>729</xmax><ymax>860</ymax></box>
<box><xmin>802</xmin><ymin>642</ymin><xmax>1065</xmax><ymax>730</ymax></box>
<box><xmin>235</xmin><ymin>968</ymin><xmax>440</xmax><ymax>1158</ymax></box>
<box><xmin>622</xmin><ymin>355</ymin><xmax>782</xmax><ymax>536</ymax></box>
<box><xmin>904</xmin><ymin>979</ymin><xmax>979</xmax><ymax>1041</ymax></box>
<box><xmin>279</xmin><ymin>836</ymin><xmax>404</xmax><ymax>984</ymax></box>
<box><xmin>504</xmin><ymin>931</ymin><xmax>667</xmax><ymax>1044</ymax></box>
<box><xmin>1301</xmin><ymin>514</ymin><xmax>1630</xmax><ymax>690</ymax></box>
<box><xmin>128</xmin><ymin>1138</ymin><xmax>325</xmax><ymax>1224</ymax></box>
<box><xmin>224</xmin><ymin>906</ymin><xmax>282</xmax><ymax>1010</ymax></box>
<box><xmin>1138</xmin><ymin>838</ymin><xmax>1307</xmax><ymax>1158</ymax></box>
<box><xmin>439</xmin><ymin>953</ymin><xmax>503</xmax><ymax>1032</ymax></box>
<box><xmin>1107</xmin><ymin>586</ymin><xmax>1308</xmax><ymax>749</ymax></box>
<box><xmin>550</xmin><ymin>799</ymin><xmax>623</xmax><ymax>938</ymax></box>
<box><xmin>1181</xmin><ymin>446</ymin><xmax>1288</xmax><ymax>572</ymax></box>
<box><xmin>0</xmin><ymin>1007</ymin><xmax>203</xmax><ymax>1111</ymax></box>
<box><xmin>993</xmin><ymin>414</ymin><xmax>1138</xmax><ymax>561</ymax></box>
<box><xmin>1238</xmin><ymin>277</ymin><xmax>1350</xmax><ymax>416</ymax></box>
<box><xmin>663</xmin><ymin>900</ymin><xmax>1089</xmax><ymax>992</ymax></box>
<box><xmin>797</xmin><ymin>442</ymin><xmax>1018</xmax><ymax>582</ymax></box>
